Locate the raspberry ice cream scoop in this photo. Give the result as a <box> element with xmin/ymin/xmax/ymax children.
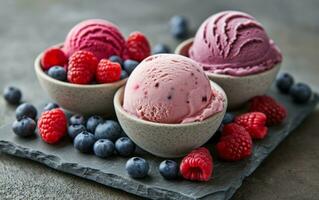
<box><xmin>123</xmin><ymin>54</ymin><xmax>224</xmax><ymax>124</ymax></box>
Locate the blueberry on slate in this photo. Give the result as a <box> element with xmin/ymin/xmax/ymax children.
<box><xmin>126</xmin><ymin>157</ymin><xmax>149</xmax><ymax>178</ymax></box>
<box><xmin>276</xmin><ymin>73</ymin><xmax>294</xmax><ymax>93</ymax></box>
<box><xmin>74</xmin><ymin>131</ymin><xmax>96</xmax><ymax>153</ymax></box>
<box><xmin>43</xmin><ymin>102</ymin><xmax>59</xmax><ymax>112</ymax></box>
<box><xmin>12</xmin><ymin>117</ymin><xmax>36</xmax><ymax>137</ymax></box>
<box><xmin>290</xmin><ymin>83</ymin><xmax>312</xmax><ymax>104</ymax></box>
<box><xmin>95</xmin><ymin>120</ymin><xmax>122</xmax><ymax>141</ymax></box>
<box><xmin>152</xmin><ymin>43</ymin><xmax>171</xmax><ymax>54</ymax></box>
<box><xmin>123</xmin><ymin>60</ymin><xmax>139</xmax><ymax>75</ymax></box>
<box><xmin>3</xmin><ymin>86</ymin><xmax>22</xmax><ymax>105</ymax></box>
<box><xmin>120</xmin><ymin>70</ymin><xmax>129</xmax><ymax>80</ymax></box>
<box><xmin>93</xmin><ymin>139</ymin><xmax>115</xmax><ymax>158</ymax></box>
<box><xmin>222</xmin><ymin>112</ymin><xmax>235</xmax><ymax>124</ymax></box>
<box><xmin>47</xmin><ymin>66</ymin><xmax>67</xmax><ymax>81</ymax></box>
<box><xmin>15</xmin><ymin>103</ymin><xmax>37</xmax><ymax>120</ymax></box>
<box><xmin>69</xmin><ymin>114</ymin><xmax>86</xmax><ymax>125</ymax></box>
<box><xmin>68</xmin><ymin>124</ymin><xmax>86</xmax><ymax>140</ymax></box>
<box><xmin>109</xmin><ymin>55</ymin><xmax>123</xmax><ymax>66</ymax></box>
<box><xmin>86</xmin><ymin>115</ymin><xmax>104</xmax><ymax>133</ymax></box>
<box><xmin>159</xmin><ymin>160</ymin><xmax>179</xmax><ymax>179</ymax></box>
<box><xmin>170</xmin><ymin>15</ymin><xmax>189</xmax><ymax>39</ymax></box>
<box><xmin>115</xmin><ymin>137</ymin><xmax>136</xmax><ymax>157</ymax></box>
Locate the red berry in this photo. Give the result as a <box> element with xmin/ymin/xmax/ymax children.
<box><xmin>41</xmin><ymin>47</ymin><xmax>68</xmax><ymax>70</ymax></box>
<box><xmin>216</xmin><ymin>123</ymin><xmax>252</xmax><ymax>161</ymax></box>
<box><xmin>96</xmin><ymin>59</ymin><xmax>122</xmax><ymax>83</ymax></box>
<box><xmin>38</xmin><ymin>108</ymin><xmax>67</xmax><ymax>144</ymax></box>
<box><xmin>180</xmin><ymin>147</ymin><xmax>213</xmax><ymax>181</ymax></box>
<box><xmin>126</xmin><ymin>31</ymin><xmax>151</xmax><ymax>62</ymax></box>
<box><xmin>249</xmin><ymin>95</ymin><xmax>287</xmax><ymax>126</ymax></box>
<box><xmin>234</xmin><ymin>112</ymin><xmax>268</xmax><ymax>139</ymax></box>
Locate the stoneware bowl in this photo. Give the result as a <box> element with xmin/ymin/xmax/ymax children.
<box><xmin>34</xmin><ymin>50</ymin><xmax>127</xmax><ymax>117</ymax></box>
<box><xmin>175</xmin><ymin>38</ymin><xmax>281</xmax><ymax>109</ymax></box>
<box><xmin>114</xmin><ymin>81</ymin><xmax>227</xmax><ymax>158</ymax></box>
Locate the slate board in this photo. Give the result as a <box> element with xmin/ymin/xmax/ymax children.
<box><xmin>0</xmin><ymin>86</ymin><xmax>318</xmax><ymax>200</ymax></box>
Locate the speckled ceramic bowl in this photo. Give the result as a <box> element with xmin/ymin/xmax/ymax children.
<box><xmin>175</xmin><ymin>38</ymin><xmax>281</xmax><ymax>109</ymax></box>
<box><xmin>34</xmin><ymin>49</ymin><xmax>127</xmax><ymax>117</ymax></box>
<box><xmin>114</xmin><ymin>81</ymin><xmax>227</xmax><ymax>158</ymax></box>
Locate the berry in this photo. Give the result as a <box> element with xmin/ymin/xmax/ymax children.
<box><xmin>108</xmin><ymin>55</ymin><xmax>123</xmax><ymax>66</ymax></box>
<box><xmin>38</xmin><ymin>108</ymin><xmax>67</xmax><ymax>144</ymax></box>
<box><xmin>250</xmin><ymin>95</ymin><xmax>287</xmax><ymax>126</ymax></box>
<box><xmin>41</xmin><ymin>47</ymin><xmax>68</xmax><ymax>70</ymax></box>
<box><xmin>12</xmin><ymin>117</ymin><xmax>36</xmax><ymax>137</ymax></box>
<box><xmin>95</xmin><ymin>120</ymin><xmax>122</xmax><ymax>142</ymax></box>
<box><xmin>68</xmin><ymin>124</ymin><xmax>86</xmax><ymax>140</ymax></box>
<box><xmin>123</xmin><ymin>59</ymin><xmax>139</xmax><ymax>75</ymax></box>
<box><xmin>3</xmin><ymin>86</ymin><xmax>22</xmax><ymax>105</ymax></box>
<box><xmin>115</xmin><ymin>137</ymin><xmax>136</xmax><ymax>157</ymax></box>
<box><xmin>74</xmin><ymin>131</ymin><xmax>96</xmax><ymax>153</ymax></box>
<box><xmin>216</xmin><ymin>123</ymin><xmax>252</xmax><ymax>161</ymax></box>
<box><xmin>120</xmin><ymin>70</ymin><xmax>129</xmax><ymax>80</ymax></box>
<box><xmin>235</xmin><ymin>112</ymin><xmax>268</xmax><ymax>139</ymax></box>
<box><xmin>86</xmin><ymin>115</ymin><xmax>104</xmax><ymax>133</ymax></box>
<box><xmin>222</xmin><ymin>112</ymin><xmax>235</xmax><ymax>124</ymax></box>
<box><xmin>126</xmin><ymin>157</ymin><xmax>149</xmax><ymax>178</ymax></box>
<box><xmin>16</xmin><ymin>103</ymin><xmax>37</xmax><ymax>120</ymax></box>
<box><xmin>180</xmin><ymin>147</ymin><xmax>213</xmax><ymax>181</ymax></box>
<box><xmin>276</xmin><ymin>73</ymin><xmax>294</xmax><ymax>93</ymax></box>
<box><xmin>47</xmin><ymin>66</ymin><xmax>67</xmax><ymax>81</ymax></box>
<box><xmin>69</xmin><ymin>114</ymin><xmax>86</xmax><ymax>125</ymax></box>
<box><xmin>126</xmin><ymin>32</ymin><xmax>151</xmax><ymax>62</ymax></box>
<box><xmin>43</xmin><ymin>102</ymin><xmax>59</xmax><ymax>112</ymax></box>
<box><xmin>170</xmin><ymin>16</ymin><xmax>189</xmax><ymax>39</ymax></box>
<box><xmin>290</xmin><ymin>83</ymin><xmax>312</xmax><ymax>104</ymax></box>
<box><xmin>93</xmin><ymin>139</ymin><xmax>115</xmax><ymax>158</ymax></box>
<box><xmin>159</xmin><ymin>160</ymin><xmax>179</xmax><ymax>179</ymax></box>
<box><xmin>152</xmin><ymin>43</ymin><xmax>171</xmax><ymax>54</ymax></box>
<box><xmin>96</xmin><ymin>59</ymin><xmax>121</xmax><ymax>83</ymax></box>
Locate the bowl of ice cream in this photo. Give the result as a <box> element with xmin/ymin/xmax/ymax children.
<box><xmin>114</xmin><ymin>54</ymin><xmax>227</xmax><ymax>158</ymax></box>
<box><xmin>176</xmin><ymin>11</ymin><xmax>282</xmax><ymax>109</ymax></box>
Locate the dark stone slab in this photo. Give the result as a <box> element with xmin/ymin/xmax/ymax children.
<box><xmin>0</xmin><ymin>87</ymin><xmax>318</xmax><ymax>200</ymax></box>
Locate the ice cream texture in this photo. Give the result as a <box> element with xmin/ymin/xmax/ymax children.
<box><xmin>189</xmin><ymin>11</ymin><xmax>282</xmax><ymax>76</ymax></box>
<box><xmin>123</xmin><ymin>54</ymin><xmax>224</xmax><ymax>124</ymax></box>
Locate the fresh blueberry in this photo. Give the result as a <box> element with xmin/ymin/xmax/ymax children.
<box><xmin>109</xmin><ymin>55</ymin><xmax>123</xmax><ymax>66</ymax></box>
<box><xmin>43</xmin><ymin>102</ymin><xmax>59</xmax><ymax>112</ymax></box>
<box><xmin>12</xmin><ymin>117</ymin><xmax>36</xmax><ymax>137</ymax></box>
<box><xmin>159</xmin><ymin>160</ymin><xmax>179</xmax><ymax>179</ymax></box>
<box><xmin>15</xmin><ymin>103</ymin><xmax>37</xmax><ymax>120</ymax></box>
<box><xmin>115</xmin><ymin>137</ymin><xmax>136</xmax><ymax>157</ymax></box>
<box><xmin>93</xmin><ymin>139</ymin><xmax>115</xmax><ymax>158</ymax></box>
<box><xmin>276</xmin><ymin>73</ymin><xmax>294</xmax><ymax>93</ymax></box>
<box><xmin>170</xmin><ymin>15</ymin><xmax>188</xmax><ymax>27</ymax></box>
<box><xmin>73</xmin><ymin>131</ymin><xmax>96</xmax><ymax>153</ymax></box>
<box><xmin>222</xmin><ymin>113</ymin><xmax>235</xmax><ymax>124</ymax></box>
<box><xmin>86</xmin><ymin>115</ymin><xmax>104</xmax><ymax>133</ymax></box>
<box><xmin>290</xmin><ymin>83</ymin><xmax>312</xmax><ymax>103</ymax></box>
<box><xmin>3</xmin><ymin>86</ymin><xmax>22</xmax><ymax>105</ymax></box>
<box><xmin>125</xmin><ymin>157</ymin><xmax>149</xmax><ymax>178</ymax></box>
<box><xmin>123</xmin><ymin>60</ymin><xmax>139</xmax><ymax>75</ymax></box>
<box><xmin>152</xmin><ymin>43</ymin><xmax>171</xmax><ymax>54</ymax></box>
<box><xmin>68</xmin><ymin>124</ymin><xmax>86</xmax><ymax>140</ymax></box>
<box><xmin>95</xmin><ymin>120</ymin><xmax>122</xmax><ymax>141</ymax></box>
<box><xmin>69</xmin><ymin>114</ymin><xmax>86</xmax><ymax>125</ymax></box>
<box><xmin>47</xmin><ymin>66</ymin><xmax>67</xmax><ymax>81</ymax></box>
<box><xmin>170</xmin><ymin>15</ymin><xmax>188</xmax><ymax>39</ymax></box>
<box><xmin>120</xmin><ymin>70</ymin><xmax>129</xmax><ymax>79</ymax></box>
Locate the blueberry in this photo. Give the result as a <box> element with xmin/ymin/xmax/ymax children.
<box><xmin>222</xmin><ymin>112</ymin><xmax>235</xmax><ymax>124</ymax></box>
<box><xmin>86</xmin><ymin>115</ymin><xmax>104</xmax><ymax>133</ymax></box>
<box><xmin>69</xmin><ymin>114</ymin><xmax>85</xmax><ymax>125</ymax></box>
<box><xmin>43</xmin><ymin>102</ymin><xmax>59</xmax><ymax>112</ymax></box>
<box><xmin>159</xmin><ymin>160</ymin><xmax>179</xmax><ymax>179</ymax></box>
<box><xmin>115</xmin><ymin>137</ymin><xmax>136</xmax><ymax>156</ymax></box>
<box><xmin>170</xmin><ymin>15</ymin><xmax>188</xmax><ymax>27</ymax></box>
<box><xmin>73</xmin><ymin>131</ymin><xmax>96</xmax><ymax>153</ymax></box>
<box><xmin>290</xmin><ymin>83</ymin><xmax>312</xmax><ymax>103</ymax></box>
<box><xmin>15</xmin><ymin>103</ymin><xmax>37</xmax><ymax>120</ymax></box>
<box><xmin>125</xmin><ymin>157</ymin><xmax>149</xmax><ymax>178</ymax></box>
<box><xmin>12</xmin><ymin>117</ymin><xmax>36</xmax><ymax>137</ymax></box>
<box><xmin>93</xmin><ymin>139</ymin><xmax>115</xmax><ymax>158</ymax></box>
<box><xmin>152</xmin><ymin>43</ymin><xmax>171</xmax><ymax>54</ymax></box>
<box><xmin>95</xmin><ymin>120</ymin><xmax>122</xmax><ymax>141</ymax></box>
<box><xmin>47</xmin><ymin>66</ymin><xmax>67</xmax><ymax>81</ymax></box>
<box><xmin>123</xmin><ymin>60</ymin><xmax>139</xmax><ymax>75</ymax></box>
<box><xmin>120</xmin><ymin>70</ymin><xmax>129</xmax><ymax>80</ymax></box>
<box><xmin>3</xmin><ymin>86</ymin><xmax>22</xmax><ymax>105</ymax></box>
<box><xmin>109</xmin><ymin>55</ymin><xmax>123</xmax><ymax>66</ymax></box>
<box><xmin>68</xmin><ymin>124</ymin><xmax>86</xmax><ymax>140</ymax></box>
<box><xmin>169</xmin><ymin>15</ymin><xmax>188</xmax><ymax>39</ymax></box>
<box><xmin>276</xmin><ymin>73</ymin><xmax>294</xmax><ymax>93</ymax></box>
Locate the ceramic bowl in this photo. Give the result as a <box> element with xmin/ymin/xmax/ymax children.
<box><xmin>175</xmin><ymin>38</ymin><xmax>281</xmax><ymax>109</ymax></box>
<box><xmin>34</xmin><ymin>49</ymin><xmax>127</xmax><ymax>117</ymax></box>
<box><xmin>114</xmin><ymin>81</ymin><xmax>227</xmax><ymax>158</ymax></box>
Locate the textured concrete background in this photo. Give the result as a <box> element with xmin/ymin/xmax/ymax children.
<box><xmin>0</xmin><ymin>0</ymin><xmax>318</xmax><ymax>199</ymax></box>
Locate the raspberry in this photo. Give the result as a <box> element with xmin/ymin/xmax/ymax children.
<box><xmin>96</xmin><ymin>59</ymin><xmax>121</xmax><ymax>83</ymax></box>
<box><xmin>126</xmin><ymin>32</ymin><xmax>151</xmax><ymax>62</ymax></box>
<box><xmin>38</xmin><ymin>108</ymin><xmax>67</xmax><ymax>144</ymax></box>
<box><xmin>234</xmin><ymin>112</ymin><xmax>268</xmax><ymax>139</ymax></box>
<box><xmin>41</xmin><ymin>47</ymin><xmax>68</xmax><ymax>70</ymax></box>
<box><xmin>180</xmin><ymin>147</ymin><xmax>213</xmax><ymax>181</ymax></box>
<box><xmin>249</xmin><ymin>95</ymin><xmax>287</xmax><ymax>126</ymax></box>
<box><xmin>216</xmin><ymin>123</ymin><xmax>252</xmax><ymax>161</ymax></box>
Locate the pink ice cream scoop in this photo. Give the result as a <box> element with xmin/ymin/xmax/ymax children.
<box><xmin>123</xmin><ymin>54</ymin><xmax>224</xmax><ymax>124</ymax></box>
<box><xmin>189</xmin><ymin>11</ymin><xmax>282</xmax><ymax>76</ymax></box>
<box><xmin>64</xmin><ymin>19</ymin><xmax>126</xmax><ymax>60</ymax></box>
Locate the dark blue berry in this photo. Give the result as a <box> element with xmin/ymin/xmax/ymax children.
<box><xmin>170</xmin><ymin>16</ymin><xmax>188</xmax><ymax>39</ymax></box>
<box><xmin>159</xmin><ymin>160</ymin><xmax>179</xmax><ymax>179</ymax></box>
<box><xmin>43</xmin><ymin>102</ymin><xmax>59</xmax><ymax>112</ymax></box>
<box><xmin>3</xmin><ymin>86</ymin><xmax>22</xmax><ymax>105</ymax></box>
<box><xmin>74</xmin><ymin>131</ymin><xmax>96</xmax><ymax>153</ymax></box>
<box><xmin>115</xmin><ymin>137</ymin><xmax>136</xmax><ymax>156</ymax></box>
<box><xmin>68</xmin><ymin>124</ymin><xmax>86</xmax><ymax>140</ymax></box>
<box><xmin>109</xmin><ymin>55</ymin><xmax>123</xmax><ymax>66</ymax></box>
<box><xmin>69</xmin><ymin>114</ymin><xmax>85</xmax><ymax>125</ymax></box>
<box><xmin>152</xmin><ymin>43</ymin><xmax>171</xmax><ymax>54</ymax></box>
<box><xmin>15</xmin><ymin>103</ymin><xmax>37</xmax><ymax>120</ymax></box>
<box><xmin>120</xmin><ymin>70</ymin><xmax>129</xmax><ymax>80</ymax></box>
<box><xmin>95</xmin><ymin>120</ymin><xmax>122</xmax><ymax>141</ymax></box>
<box><xmin>171</xmin><ymin>25</ymin><xmax>188</xmax><ymax>39</ymax></box>
<box><xmin>222</xmin><ymin>113</ymin><xmax>235</xmax><ymax>124</ymax></box>
<box><xmin>48</xmin><ymin>66</ymin><xmax>67</xmax><ymax>81</ymax></box>
<box><xmin>126</xmin><ymin>157</ymin><xmax>149</xmax><ymax>178</ymax></box>
<box><xmin>93</xmin><ymin>139</ymin><xmax>115</xmax><ymax>158</ymax></box>
<box><xmin>86</xmin><ymin>115</ymin><xmax>104</xmax><ymax>133</ymax></box>
<box><xmin>276</xmin><ymin>73</ymin><xmax>294</xmax><ymax>93</ymax></box>
<box><xmin>170</xmin><ymin>15</ymin><xmax>188</xmax><ymax>27</ymax></box>
<box><xmin>12</xmin><ymin>117</ymin><xmax>36</xmax><ymax>137</ymax></box>
<box><xmin>290</xmin><ymin>83</ymin><xmax>312</xmax><ymax>104</ymax></box>
<box><xmin>123</xmin><ymin>60</ymin><xmax>139</xmax><ymax>75</ymax></box>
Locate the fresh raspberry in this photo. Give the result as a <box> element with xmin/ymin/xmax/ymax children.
<box><xmin>216</xmin><ymin>123</ymin><xmax>252</xmax><ymax>161</ymax></box>
<box><xmin>126</xmin><ymin>31</ymin><xmax>151</xmax><ymax>62</ymax></box>
<box><xmin>67</xmin><ymin>67</ymin><xmax>93</xmax><ymax>84</ymax></box>
<box><xmin>96</xmin><ymin>59</ymin><xmax>121</xmax><ymax>83</ymax></box>
<box><xmin>180</xmin><ymin>147</ymin><xmax>213</xmax><ymax>181</ymax></box>
<box><xmin>38</xmin><ymin>108</ymin><xmax>67</xmax><ymax>144</ymax></box>
<box><xmin>234</xmin><ymin>112</ymin><xmax>268</xmax><ymax>139</ymax></box>
<box><xmin>249</xmin><ymin>95</ymin><xmax>287</xmax><ymax>126</ymax></box>
<box><xmin>41</xmin><ymin>47</ymin><xmax>68</xmax><ymax>70</ymax></box>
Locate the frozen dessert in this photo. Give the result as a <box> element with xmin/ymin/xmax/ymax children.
<box><xmin>123</xmin><ymin>54</ymin><xmax>224</xmax><ymax>124</ymax></box>
<box><xmin>64</xmin><ymin>19</ymin><xmax>126</xmax><ymax>60</ymax></box>
<box><xmin>189</xmin><ymin>11</ymin><xmax>282</xmax><ymax>76</ymax></box>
